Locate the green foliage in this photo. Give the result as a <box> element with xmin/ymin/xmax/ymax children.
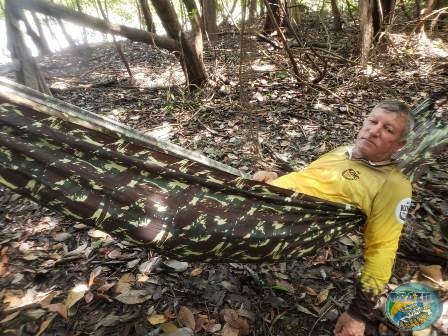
<box><xmin>0</xmin><ymin>0</ymin><xmax>5</xmax><ymax>19</ymax></box>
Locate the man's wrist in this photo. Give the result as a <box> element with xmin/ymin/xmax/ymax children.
<box><xmin>346</xmin><ymin>280</ymin><xmax>378</xmax><ymax>323</ymax></box>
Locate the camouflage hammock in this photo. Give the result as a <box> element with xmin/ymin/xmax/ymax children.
<box><xmin>0</xmin><ymin>77</ymin><xmax>445</xmax><ymax>262</ymax></box>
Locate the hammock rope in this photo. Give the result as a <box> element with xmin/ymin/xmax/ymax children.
<box><xmin>0</xmin><ymin>77</ymin><xmax>446</xmax><ymax>262</ymax></box>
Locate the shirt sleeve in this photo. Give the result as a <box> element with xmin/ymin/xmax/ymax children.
<box><xmin>270</xmin><ymin>172</ymin><xmax>302</xmax><ymax>192</ymax></box>
<box><xmin>359</xmin><ymin>171</ymin><xmax>412</xmax><ymax>295</ymax></box>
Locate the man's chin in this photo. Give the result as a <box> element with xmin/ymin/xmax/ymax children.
<box><xmin>352</xmin><ymin>146</ymin><xmax>373</xmax><ymax>161</ymax></box>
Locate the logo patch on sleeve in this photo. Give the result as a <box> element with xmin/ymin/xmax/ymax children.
<box><xmin>395</xmin><ymin>198</ymin><xmax>411</xmax><ymax>224</ymax></box>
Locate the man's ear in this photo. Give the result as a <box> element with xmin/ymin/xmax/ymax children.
<box><xmin>396</xmin><ymin>139</ymin><xmax>407</xmax><ymax>150</ymax></box>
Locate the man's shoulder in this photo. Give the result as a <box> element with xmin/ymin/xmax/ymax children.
<box><xmin>386</xmin><ymin>167</ymin><xmax>412</xmax><ymax>187</ymax></box>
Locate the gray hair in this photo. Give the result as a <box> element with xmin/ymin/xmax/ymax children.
<box><xmin>373</xmin><ymin>100</ymin><xmax>414</xmax><ymax>139</ymax></box>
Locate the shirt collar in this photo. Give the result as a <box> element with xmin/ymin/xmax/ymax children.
<box><xmin>345</xmin><ymin>146</ymin><xmax>395</xmax><ymax>167</ymax></box>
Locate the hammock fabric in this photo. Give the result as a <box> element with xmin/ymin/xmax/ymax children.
<box><xmin>0</xmin><ymin>78</ymin><xmax>445</xmax><ymax>262</ymax></box>
<box><xmin>0</xmin><ymin>78</ymin><xmax>367</xmax><ymax>262</ymax></box>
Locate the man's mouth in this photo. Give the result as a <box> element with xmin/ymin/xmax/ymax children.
<box><xmin>361</xmin><ymin>138</ymin><xmax>376</xmax><ymax>146</ymax></box>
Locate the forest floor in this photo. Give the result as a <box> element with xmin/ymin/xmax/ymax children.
<box><xmin>0</xmin><ymin>18</ymin><xmax>448</xmax><ymax>336</ymax></box>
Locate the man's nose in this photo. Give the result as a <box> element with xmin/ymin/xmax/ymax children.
<box><xmin>368</xmin><ymin>124</ymin><xmax>381</xmax><ymax>137</ymax></box>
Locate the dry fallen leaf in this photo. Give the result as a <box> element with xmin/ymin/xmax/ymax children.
<box><xmin>221</xmin><ymin>309</ymin><xmax>250</xmax><ymax>335</ymax></box>
<box><xmin>178</xmin><ymin>306</ymin><xmax>195</xmax><ymax>330</ymax></box>
<box><xmin>97</xmin><ymin>281</ymin><xmax>116</xmax><ymax>293</ymax></box>
<box><xmin>163</xmin><ymin>328</ymin><xmax>194</xmax><ymax>336</ymax></box>
<box><xmin>64</xmin><ymin>243</ymin><xmax>88</xmax><ymax>257</ymax></box>
<box><xmin>204</xmin><ymin>322</ymin><xmax>222</xmax><ymax>333</ymax></box>
<box><xmin>39</xmin><ymin>290</ymin><xmax>61</xmax><ymax>307</ymax></box>
<box><xmin>84</xmin><ymin>290</ymin><xmax>94</xmax><ymax>304</ymax></box>
<box><xmin>0</xmin><ymin>254</ymin><xmax>8</xmax><ymax>277</ymax></box>
<box><xmin>419</xmin><ymin>264</ymin><xmax>443</xmax><ymax>283</ymax></box>
<box><xmin>115</xmin><ymin>289</ymin><xmax>151</xmax><ymax>304</ymax></box>
<box><xmin>107</xmin><ymin>249</ymin><xmax>122</xmax><ymax>259</ymax></box>
<box><xmin>23</xmin><ymin>253</ymin><xmax>39</xmax><ymax>261</ymax></box>
<box><xmin>53</xmin><ymin>232</ymin><xmax>71</xmax><ymax>242</ymax></box>
<box><xmin>115</xmin><ymin>273</ymin><xmax>135</xmax><ymax>294</ymax></box>
<box><xmin>0</xmin><ymin>311</ymin><xmax>20</xmax><ymax>324</ymax></box>
<box><xmin>295</xmin><ymin>303</ymin><xmax>318</xmax><ymax>317</ymax></box>
<box><xmin>65</xmin><ymin>283</ymin><xmax>88</xmax><ymax>310</ymax></box>
<box><xmin>73</xmin><ymin>223</ymin><xmax>88</xmax><ymax>229</ymax></box>
<box><xmin>222</xmin><ymin>323</ymin><xmax>239</xmax><ymax>336</ymax></box>
<box><xmin>190</xmin><ymin>267</ymin><xmax>203</xmax><ymax>277</ymax></box>
<box><xmin>45</xmin><ymin>303</ymin><xmax>68</xmax><ymax>319</ymax></box>
<box><xmin>88</xmin><ymin>266</ymin><xmax>102</xmax><ymax>287</ymax></box>
<box><xmin>36</xmin><ymin>313</ymin><xmax>56</xmax><ymax>336</ymax></box>
<box><xmin>316</xmin><ymin>288</ymin><xmax>330</xmax><ymax>305</ymax></box>
<box><xmin>139</xmin><ymin>257</ymin><xmax>160</xmax><ymax>274</ymax></box>
<box><xmin>126</xmin><ymin>258</ymin><xmax>141</xmax><ymax>269</ymax></box>
<box><xmin>161</xmin><ymin>322</ymin><xmax>179</xmax><ymax>333</ymax></box>
<box><xmin>88</xmin><ymin>229</ymin><xmax>110</xmax><ymax>239</ymax></box>
<box><xmin>25</xmin><ymin>309</ymin><xmax>46</xmax><ymax>320</ymax></box>
<box><xmin>148</xmin><ymin>313</ymin><xmax>168</xmax><ymax>325</ymax></box>
<box><xmin>95</xmin><ymin>312</ymin><xmax>135</xmax><ymax>329</ymax></box>
<box><xmin>163</xmin><ymin>259</ymin><xmax>188</xmax><ymax>272</ymax></box>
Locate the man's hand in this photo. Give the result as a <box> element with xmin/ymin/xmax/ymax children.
<box><xmin>334</xmin><ymin>312</ymin><xmax>365</xmax><ymax>336</ymax></box>
<box><xmin>252</xmin><ymin>170</ymin><xmax>278</xmax><ymax>183</ymax></box>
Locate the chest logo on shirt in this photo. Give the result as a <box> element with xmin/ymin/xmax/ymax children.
<box><xmin>342</xmin><ymin>169</ymin><xmax>360</xmax><ymax>180</ymax></box>
<box><xmin>395</xmin><ymin>198</ymin><xmax>411</xmax><ymax>224</ymax></box>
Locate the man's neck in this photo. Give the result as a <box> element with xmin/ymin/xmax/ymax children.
<box><xmin>346</xmin><ymin>146</ymin><xmax>394</xmax><ymax>166</ymax></box>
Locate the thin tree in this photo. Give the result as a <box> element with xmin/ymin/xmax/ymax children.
<box><xmin>75</xmin><ymin>0</ymin><xmax>88</xmax><ymax>44</ymax></box>
<box><xmin>31</xmin><ymin>12</ymin><xmax>52</xmax><ymax>53</ymax></box>
<box><xmin>96</xmin><ymin>0</ymin><xmax>133</xmax><ymax>79</ymax></box>
<box><xmin>138</xmin><ymin>0</ymin><xmax>155</xmax><ymax>33</ymax></box>
<box><xmin>151</xmin><ymin>0</ymin><xmax>207</xmax><ymax>88</ymax></box>
<box><xmin>201</xmin><ymin>0</ymin><xmax>218</xmax><ymax>41</ymax></box>
<box><xmin>359</xmin><ymin>0</ymin><xmax>374</xmax><ymax>65</ymax></box>
<box><xmin>331</xmin><ymin>0</ymin><xmax>343</xmax><ymax>32</ymax></box>
<box><xmin>263</xmin><ymin>0</ymin><xmax>287</xmax><ymax>34</ymax></box>
<box><xmin>5</xmin><ymin>0</ymin><xmax>51</xmax><ymax>94</ymax></box>
<box><xmin>23</xmin><ymin>11</ymin><xmax>51</xmax><ymax>55</ymax></box>
<box><xmin>372</xmin><ymin>0</ymin><xmax>395</xmax><ymax>41</ymax></box>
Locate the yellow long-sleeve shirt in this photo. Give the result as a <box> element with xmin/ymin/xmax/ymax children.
<box><xmin>270</xmin><ymin>146</ymin><xmax>412</xmax><ymax>295</ymax></box>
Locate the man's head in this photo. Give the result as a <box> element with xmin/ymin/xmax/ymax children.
<box><xmin>352</xmin><ymin>100</ymin><xmax>414</xmax><ymax>162</ymax></box>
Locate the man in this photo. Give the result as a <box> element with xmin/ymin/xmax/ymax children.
<box><xmin>254</xmin><ymin>101</ymin><xmax>413</xmax><ymax>336</ymax></box>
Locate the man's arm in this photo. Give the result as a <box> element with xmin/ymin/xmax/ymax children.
<box><xmin>335</xmin><ymin>172</ymin><xmax>412</xmax><ymax>335</ymax></box>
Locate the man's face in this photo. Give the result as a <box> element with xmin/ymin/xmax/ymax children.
<box><xmin>353</xmin><ymin>107</ymin><xmax>408</xmax><ymax>162</ymax></box>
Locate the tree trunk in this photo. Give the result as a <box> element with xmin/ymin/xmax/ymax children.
<box><xmin>359</xmin><ymin>0</ymin><xmax>374</xmax><ymax>66</ymax></box>
<box><xmin>151</xmin><ymin>0</ymin><xmax>207</xmax><ymax>88</ymax></box>
<box><xmin>138</xmin><ymin>0</ymin><xmax>155</xmax><ymax>33</ymax></box>
<box><xmin>23</xmin><ymin>11</ymin><xmax>51</xmax><ymax>55</ymax></box>
<box><xmin>330</xmin><ymin>0</ymin><xmax>343</xmax><ymax>32</ymax></box>
<box><xmin>415</xmin><ymin>0</ymin><xmax>421</xmax><ymax>17</ymax></box>
<box><xmin>75</xmin><ymin>0</ymin><xmax>88</xmax><ymax>44</ymax></box>
<box><xmin>96</xmin><ymin>0</ymin><xmax>133</xmax><ymax>78</ymax></box>
<box><xmin>57</xmin><ymin>18</ymin><xmax>77</xmax><ymax>48</ymax></box>
<box><xmin>183</xmin><ymin>0</ymin><xmax>207</xmax><ymax>87</ymax></box>
<box><xmin>263</xmin><ymin>0</ymin><xmax>286</xmax><ymax>35</ymax></box>
<box><xmin>201</xmin><ymin>0</ymin><xmax>218</xmax><ymax>41</ymax></box>
<box><xmin>31</xmin><ymin>12</ymin><xmax>51</xmax><ymax>54</ymax></box>
<box><xmin>372</xmin><ymin>0</ymin><xmax>395</xmax><ymax>40</ymax></box>
<box><xmin>422</xmin><ymin>0</ymin><xmax>441</xmax><ymax>14</ymax></box>
<box><xmin>5</xmin><ymin>0</ymin><xmax>51</xmax><ymax>94</ymax></box>
<box><xmin>421</xmin><ymin>0</ymin><xmax>443</xmax><ymax>32</ymax></box>
<box><xmin>249</xmin><ymin>0</ymin><xmax>258</xmax><ymax>21</ymax></box>
<box><xmin>13</xmin><ymin>0</ymin><xmax>177</xmax><ymax>51</ymax></box>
